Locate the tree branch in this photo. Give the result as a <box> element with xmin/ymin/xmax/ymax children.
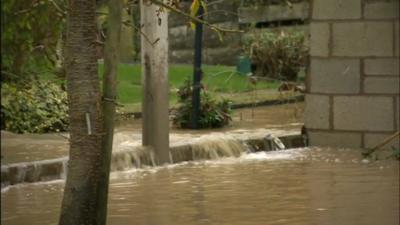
<box><xmin>362</xmin><ymin>131</ymin><xmax>400</xmax><ymax>157</ymax></box>
<box><xmin>141</xmin><ymin>0</ymin><xmax>244</xmax><ymax>34</ymax></box>
<box><xmin>122</xmin><ymin>21</ymin><xmax>160</xmax><ymax>46</ymax></box>
<box><xmin>49</xmin><ymin>0</ymin><xmax>67</xmax><ymax>16</ymax></box>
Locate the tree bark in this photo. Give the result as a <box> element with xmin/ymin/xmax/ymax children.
<box><xmin>141</xmin><ymin>0</ymin><xmax>170</xmax><ymax>164</ymax></box>
<box><xmin>131</xmin><ymin>2</ymin><xmax>141</xmax><ymax>62</ymax></box>
<box><xmin>58</xmin><ymin>0</ymin><xmax>104</xmax><ymax>224</ymax></box>
<box><xmin>96</xmin><ymin>0</ymin><xmax>123</xmax><ymax>224</ymax></box>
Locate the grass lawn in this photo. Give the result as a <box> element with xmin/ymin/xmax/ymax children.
<box><xmin>98</xmin><ymin>63</ymin><xmax>281</xmax><ymax>112</ymax></box>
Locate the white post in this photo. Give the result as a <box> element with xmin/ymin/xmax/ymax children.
<box><xmin>140</xmin><ymin>0</ymin><xmax>170</xmax><ymax>164</ymax></box>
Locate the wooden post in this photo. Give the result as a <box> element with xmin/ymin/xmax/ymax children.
<box><xmin>141</xmin><ymin>0</ymin><xmax>170</xmax><ymax>164</ymax></box>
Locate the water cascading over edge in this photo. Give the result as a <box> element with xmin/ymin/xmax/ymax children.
<box><xmin>1</xmin><ymin>133</ymin><xmax>303</xmax><ymax>189</ymax></box>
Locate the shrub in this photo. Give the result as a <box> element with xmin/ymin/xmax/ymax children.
<box><xmin>1</xmin><ymin>81</ymin><xmax>69</xmax><ymax>133</ymax></box>
<box><xmin>173</xmin><ymin>79</ymin><xmax>232</xmax><ymax>129</ymax></box>
<box><xmin>242</xmin><ymin>29</ymin><xmax>308</xmax><ymax>81</ymax></box>
<box><xmin>1</xmin><ymin>0</ymin><xmax>66</xmax><ymax>84</ymax></box>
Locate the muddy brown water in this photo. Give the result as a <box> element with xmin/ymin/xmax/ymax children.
<box><xmin>3</xmin><ymin>103</ymin><xmax>398</xmax><ymax>225</ymax></box>
<box><xmin>1</xmin><ymin>148</ymin><xmax>399</xmax><ymax>225</ymax></box>
<box><xmin>1</xmin><ymin>104</ymin><xmax>304</xmax><ymax>164</ymax></box>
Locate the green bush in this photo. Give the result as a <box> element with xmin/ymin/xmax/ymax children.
<box><xmin>1</xmin><ymin>81</ymin><xmax>68</xmax><ymax>133</ymax></box>
<box><xmin>173</xmin><ymin>79</ymin><xmax>232</xmax><ymax>129</ymax></box>
<box><xmin>1</xmin><ymin>0</ymin><xmax>66</xmax><ymax>84</ymax></box>
<box><xmin>242</xmin><ymin>29</ymin><xmax>308</xmax><ymax>81</ymax></box>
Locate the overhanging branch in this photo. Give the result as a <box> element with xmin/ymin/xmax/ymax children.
<box><xmin>141</xmin><ymin>0</ymin><xmax>244</xmax><ymax>34</ymax></box>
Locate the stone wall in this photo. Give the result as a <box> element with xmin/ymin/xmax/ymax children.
<box><xmin>168</xmin><ymin>0</ymin><xmax>310</xmax><ymax>65</ymax></box>
<box><xmin>168</xmin><ymin>0</ymin><xmax>242</xmax><ymax>65</ymax></box>
<box><xmin>306</xmin><ymin>0</ymin><xmax>399</xmax><ymax>149</ymax></box>
<box><xmin>124</xmin><ymin>1</ymin><xmax>310</xmax><ymax>65</ymax></box>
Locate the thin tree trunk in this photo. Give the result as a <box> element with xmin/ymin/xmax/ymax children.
<box><xmin>59</xmin><ymin>0</ymin><xmax>104</xmax><ymax>224</ymax></box>
<box><xmin>96</xmin><ymin>0</ymin><xmax>123</xmax><ymax>224</ymax></box>
<box><xmin>132</xmin><ymin>2</ymin><xmax>141</xmax><ymax>62</ymax></box>
<box><xmin>141</xmin><ymin>0</ymin><xmax>170</xmax><ymax>165</ymax></box>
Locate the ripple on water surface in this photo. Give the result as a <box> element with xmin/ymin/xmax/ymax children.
<box><xmin>1</xmin><ymin>147</ymin><xmax>399</xmax><ymax>225</ymax></box>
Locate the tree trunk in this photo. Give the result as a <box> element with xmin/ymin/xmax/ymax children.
<box><xmin>96</xmin><ymin>0</ymin><xmax>123</xmax><ymax>224</ymax></box>
<box><xmin>141</xmin><ymin>0</ymin><xmax>170</xmax><ymax>165</ymax></box>
<box><xmin>131</xmin><ymin>2</ymin><xmax>141</xmax><ymax>62</ymax></box>
<box><xmin>58</xmin><ymin>0</ymin><xmax>104</xmax><ymax>224</ymax></box>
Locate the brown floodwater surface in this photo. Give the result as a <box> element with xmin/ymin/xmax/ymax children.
<box><xmin>0</xmin><ymin>132</ymin><xmax>69</xmax><ymax>164</ymax></box>
<box><xmin>1</xmin><ymin>104</ymin><xmax>303</xmax><ymax>164</ymax></box>
<box><xmin>1</xmin><ymin>148</ymin><xmax>399</xmax><ymax>225</ymax></box>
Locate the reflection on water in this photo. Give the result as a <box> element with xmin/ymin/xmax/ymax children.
<box><xmin>2</xmin><ymin>148</ymin><xmax>399</xmax><ymax>225</ymax></box>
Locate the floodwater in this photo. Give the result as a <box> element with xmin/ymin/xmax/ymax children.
<box><xmin>1</xmin><ymin>148</ymin><xmax>399</xmax><ymax>225</ymax></box>
<box><xmin>1</xmin><ymin>103</ymin><xmax>303</xmax><ymax>164</ymax></box>
<box><xmin>3</xmin><ymin>102</ymin><xmax>398</xmax><ymax>225</ymax></box>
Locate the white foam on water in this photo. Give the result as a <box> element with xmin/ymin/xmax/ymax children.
<box><xmin>3</xmin><ymin>129</ymin><xmax>303</xmax><ymax>188</ymax></box>
<box><xmin>172</xmin><ymin>180</ymin><xmax>190</xmax><ymax>184</ymax></box>
<box><xmin>1</xmin><ymin>179</ymin><xmax>65</xmax><ymax>193</ymax></box>
<box><xmin>240</xmin><ymin>148</ymin><xmax>306</xmax><ymax>161</ymax></box>
<box><xmin>112</xmin><ymin>132</ymin><xmax>142</xmax><ymax>152</ymax></box>
<box><xmin>1</xmin><ymin>186</ymin><xmax>10</xmax><ymax>193</ymax></box>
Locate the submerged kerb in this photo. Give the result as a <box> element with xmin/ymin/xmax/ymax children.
<box><xmin>1</xmin><ymin>133</ymin><xmax>304</xmax><ymax>188</ymax></box>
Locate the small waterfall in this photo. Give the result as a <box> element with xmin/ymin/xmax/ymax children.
<box><xmin>1</xmin><ymin>132</ymin><xmax>304</xmax><ymax>188</ymax></box>
<box><xmin>14</xmin><ymin>166</ymin><xmax>27</xmax><ymax>183</ymax></box>
<box><xmin>111</xmin><ymin>146</ymin><xmax>156</xmax><ymax>171</ymax></box>
<box><xmin>1</xmin><ymin>167</ymin><xmax>9</xmax><ymax>188</ymax></box>
<box><xmin>264</xmin><ymin>134</ymin><xmax>286</xmax><ymax>151</ymax></box>
<box><xmin>1</xmin><ymin>157</ymin><xmax>68</xmax><ymax>187</ymax></box>
<box><xmin>60</xmin><ymin>160</ymin><xmax>68</xmax><ymax>179</ymax></box>
<box><xmin>110</xmin><ymin>135</ymin><xmax>249</xmax><ymax>168</ymax></box>
<box><xmin>189</xmin><ymin>135</ymin><xmax>249</xmax><ymax>161</ymax></box>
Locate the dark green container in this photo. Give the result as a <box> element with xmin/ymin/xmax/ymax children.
<box><xmin>236</xmin><ymin>56</ymin><xmax>252</xmax><ymax>75</ymax></box>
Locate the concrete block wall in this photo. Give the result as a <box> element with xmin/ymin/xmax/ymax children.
<box><xmin>306</xmin><ymin>0</ymin><xmax>400</xmax><ymax>149</ymax></box>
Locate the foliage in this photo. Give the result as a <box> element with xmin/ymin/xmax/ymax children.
<box><xmin>1</xmin><ymin>81</ymin><xmax>69</xmax><ymax>133</ymax></box>
<box><xmin>189</xmin><ymin>0</ymin><xmax>207</xmax><ymax>29</ymax></box>
<box><xmin>173</xmin><ymin>78</ymin><xmax>232</xmax><ymax>129</ymax></box>
<box><xmin>242</xmin><ymin>29</ymin><xmax>308</xmax><ymax>81</ymax></box>
<box><xmin>1</xmin><ymin>0</ymin><xmax>66</xmax><ymax>84</ymax></box>
<box><xmin>390</xmin><ymin>147</ymin><xmax>400</xmax><ymax>160</ymax></box>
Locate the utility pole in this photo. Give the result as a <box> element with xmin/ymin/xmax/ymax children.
<box><xmin>140</xmin><ymin>0</ymin><xmax>170</xmax><ymax>164</ymax></box>
<box><xmin>191</xmin><ymin>5</ymin><xmax>204</xmax><ymax>129</ymax></box>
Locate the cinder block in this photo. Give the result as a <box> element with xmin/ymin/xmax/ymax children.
<box><xmin>334</xmin><ymin>96</ymin><xmax>394</xmax><ymax>131</ymax></box>
<box><xmin>169</xmin><ymin>22</ymin><xmax>240</xmax><ymax>50</ymax></box>
<box><xmin>332</xmin><ymin>22</ymin><xmax>393</xmax><ymax>57</ymax></box>
<box><xmin>310</xmin><ymin>23</ymin><xmax>330</xmax><ymax>57</ymax></box>
<box><xmin>364</xmin><ymin>1</ymin><xmax>399</xmax><ymax>19</ymax></box>
<box><xmin>238</xmin><ymin>2</ymin><xmax>309</xmax><ymax>23</ymax></box>
<box><xmin>364</xmin><ymin>58</ymin><xmax>399</xmax><ymax>76</ymax></box>
<box><xmin>364</xmin><ymin>77</ymin><xmax>400</xmax><ymax>94</ymax></box>
<box><xmin>364</xmin><ymin>133</ymin><xmax>399</xmax><ymax>150</ymax></box>
<box><xmin>308</xmin><ymin>131</ymin><xmax>362</xmax><ymax>148</ymax></box>
<box><xmin>312</xmin><ymin>0</ymin><xmax>361</xmax><ymax>20</ymax></box>
<box><xmin>305</xmin><ymin>94</ymin><xmax>330</xmax><ymax>129</ymax></box>
<box><xmin>169</xmin><ymin>25</ymin><xmax>188</xmax><ymax>38</ymax></box>
<box><xmin>310</xmin><ymin>58</ymin><xmax>360</xmax><ymax>94</ymax></box>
